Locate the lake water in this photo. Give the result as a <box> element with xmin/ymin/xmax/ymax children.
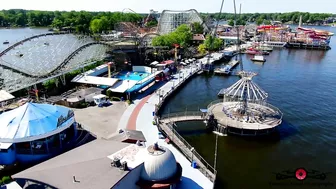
<box><xmin>162</xmin><ymin>26</ymin><xmax>336</xmax><ymax>189</ymax></box>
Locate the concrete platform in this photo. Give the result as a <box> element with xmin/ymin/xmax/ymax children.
<box><xmin>73</xmin><ymin>101</ymin><xmax>127</xmax><ymax>139</ymax></box>
<box><xmin>210</xmin><ymin>102</ymin><xmax>282</xmax><ymax>130</ymax></box>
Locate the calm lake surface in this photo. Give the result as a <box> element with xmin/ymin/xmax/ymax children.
<box><xmin>162</xmin><ymin>26</ymin><xmax>336</xmax><ymax>189</ymax></box>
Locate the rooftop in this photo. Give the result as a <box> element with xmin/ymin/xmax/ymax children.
<box><xmin>13</xmin><ymin>139</ymin><xmax>131</xmax><ymax>189</ymax></box>
<box><xmin>0</xmin><ymin>90</ymin><xmax>14</xmax><ymax>103</ymax></box>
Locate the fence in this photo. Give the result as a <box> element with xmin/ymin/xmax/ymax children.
<box><xmin>154</xmin><ymin>65</ymin><xmax>201</xmax><ymax>116</ymax></box>
<box><xmin>158</xmin><ymin>122</ymin><xmax>217</xmax><ymax>182</ymax></box>
<box><xmin>160</xmin><ymin>111</ymin><xmax>203</xmax><ymax>120</ymax></box>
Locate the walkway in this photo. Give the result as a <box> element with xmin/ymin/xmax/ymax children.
<box><xmin>126</xmin><ymin>94</ymin><xmax>152</xmax><ymax>130</ymax></box>
<box><xmin>118</xmin><ymin>63</ymin><xmax>214</xmax><ymax>189</ymax></box>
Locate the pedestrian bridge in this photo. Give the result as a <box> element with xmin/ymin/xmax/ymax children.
<box><xmin>160</xmin><ymin>111</ymin><xmax>204</xmax><ymax>124</ymax></box>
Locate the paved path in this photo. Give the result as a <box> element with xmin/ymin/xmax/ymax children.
<box><xmin>118</xmin><ymin>63</ymin><xmax>214</xmax><ymax>189</ymax></box>
<box><xmin>126</xmin><ymin>94</ymin><xmax>152</xmax><ymax>130</ymax></box>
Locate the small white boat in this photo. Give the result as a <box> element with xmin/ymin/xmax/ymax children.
<box><xmin>251</xmin><ymin>55</ymin><xmax>266</xmax><ymax>62</ymax></box>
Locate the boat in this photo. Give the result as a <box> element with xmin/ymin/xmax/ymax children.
<box><xmin>251</xmin><ymin>55</ymin><xmax>266</xmax><ymax>62</ymax></box>
<box><xmin>3</xmin><ymin>41</ymin><xmax>9</xmax><ymax>45</ymax></box>
<box><xmin>245</xmin><ymin>47</ymin><xmax>260</xmax><ymax>55</ymax></box>
<box><xmin>261</xmin><ymin>51</ymin><xmax>270</xmax><ymax>55</ymax></box>
<box><xmin>214</xmin><ymin>59</ymin><xmax>239</xmax><ymax>75</ymax></box>
<box><xmin>255</xmin><ymin>45</ymin><xmax>273</xmax><ymax>52</ymax></box>
<box><xmin>264</xmin><ymin>41</ymin><xmax>287</xmax><ymax>48</ymax></box>
<box><xmin>44</xmin><ymin>42</ymin><xmax>50</xmax><ymax>46</ymax></box>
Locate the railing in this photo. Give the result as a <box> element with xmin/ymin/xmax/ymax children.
<box><xmin>161</xmin><ymin>111</ymin><xmax>203</xmax><ymax>120</ymax></box>
<box><xmin>207</xmin><ymin>99</ymin><xmax>223</xmax><ymax>111</ymax></box>
<box><xmin>154</xmin><ymin>65</ymin><xmax>201</xmax><ymax>116</ymax></box>
<box><xmin>207</xmin><ymin>99</ymin><xmax>283</xmax><ymax>129</ymax></box>
<box><xmin>208</xmin><ymin>99</ymin><xmax>283</xmax><ymax>118</ymax></box>
<box><xmin>160</xmin><ymin>122</ymin><xmax>217</xmax><ymax>182</ymax></box>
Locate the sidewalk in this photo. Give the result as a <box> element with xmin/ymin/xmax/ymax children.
<box><xmin>118</xmin><ymin>63</ymin><xmax>214</xmax><ymax>189</ymax></box>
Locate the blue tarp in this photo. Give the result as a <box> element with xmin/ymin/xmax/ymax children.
<box><xmin>0</xmin><ymin>102</ymin><xmax>75</xmax><ymax>143</ymax></box>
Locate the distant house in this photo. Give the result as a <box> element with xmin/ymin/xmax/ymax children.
<box><xmin>192</xmin><ymin>34</ymin><xmax>205</xmax><ymax>45</ymax></box>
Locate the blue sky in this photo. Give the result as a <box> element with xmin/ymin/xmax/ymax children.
<box><xmin>2</xmin><ymin>0</ymin><xmax>335</xmax><ymax>13</ymax></box>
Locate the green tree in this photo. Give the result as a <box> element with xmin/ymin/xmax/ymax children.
<box><xmin>146</xmin><ymin>20</ymin><xmax>157</xmax><ymax>27</ymax></box>
<box><xmin>191</xmin><ymin>22</ymin><xmax>204</xmax><ymax>34</ymax></box>
<box><xmin>198</xmin><ymin>44</ymin><xmax>207</xmax><ymax>55</ymax></box>
<box><xmin>151</xmin><ymin>24</ymin><xmax>193</xmax><ymax>47</ymax></box>
<box><xmin>256</xmin><ymin>17</ymin><xmax>263</xmax><ymax>25</ymax></box>
<box><xmin>204</xmin><ymin>35</ymin><xmax>223</xmax><ymax>51</ymax></box>
<box><xmin>228</xmin><ymin>19</ymin><xmax>234</xmax><ymax>26</ymax></box>
<box><xmin>264</xmin><ymin>20</ymin><xmax>271</xmax><ymax>25</ymax></box>
<box><xmin>236</xmin><ymin>19</ymin><xmax>246</xmax><ymax>26</ymax></box>
<box><xmin>51</xmin><ymin>18</ymin><xmax>63</xmax><ymax>29</ymax></box>
<box><xmin>90</xmin><ymin>18</ymin><xmax>102</xmax><ymax>33</ymax></box>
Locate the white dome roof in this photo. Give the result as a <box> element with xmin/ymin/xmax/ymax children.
<box><xmin>140</xmin><ymin>144</ymin><xmax>177</xmax><ymax>181</ymax></box>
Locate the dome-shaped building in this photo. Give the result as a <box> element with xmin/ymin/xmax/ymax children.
<box><xmin>0</xmin><ymin>102</ymin><xmax>78</xmax><ymax>165</ymax></box>
<box><xmin>137</xmin><ymin>143</ymin><xmax>182</xmax><ymax>189</ymax></box>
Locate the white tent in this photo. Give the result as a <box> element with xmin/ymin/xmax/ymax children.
<box><xmin>0</xmin><ymin>90</ymin><xmax>14</xmax><ymax>103</ymax></box>
<box><xmin>0</xmin><ymin>103</ymin><xmax>75</xmax><ymax>143</ymax></box>
<box><xmin>150</xmin><ymin>61</ymin><xmax>159</xmax><ymax>66</ymax></box>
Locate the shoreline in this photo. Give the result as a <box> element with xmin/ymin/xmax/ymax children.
<box><xmin>117</xmin><ymin>62</ymin><xmax>216</xmax><ymax>188</ymax></box>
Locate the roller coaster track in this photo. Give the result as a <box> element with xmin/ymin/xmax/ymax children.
<box><xmin>0</xmin><ymin>32</ymin><xmax>69</xmax><ymax>58</ymax></box>
<box><xmin>0</xmin><ymin>39</ymin><xmax>137</xmax><ymax>78</ymax></box>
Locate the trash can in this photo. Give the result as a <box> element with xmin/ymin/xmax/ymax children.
<box><xmin>191</xmin><ymin>161</ymin><xmax>197</xmax><ymax>168</ymax></box>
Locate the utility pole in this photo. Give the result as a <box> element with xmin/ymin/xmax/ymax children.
<box><xmin>233</xmin><ymin>0</ymin><xmax>243</xmax><ymax>71</ymax></box>
<box><xmin>213</xmin><ymin>133</ymin><xmax>219</xmax><ymax>189</ymax></box>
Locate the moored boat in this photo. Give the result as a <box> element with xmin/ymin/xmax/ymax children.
<box><xmin>251</xmin><ymin>55</ymin><xmax>266</xmax><ymax>62</ymax></box>
<box><xmin>214</xmin><ymin>59</ymin><xmax>239</xmax><ymax>75</ymax></box>
<box><xmin>245</xmin><ymin>47</ymin><xmax>260</xmax><ymax>55</ymax></box>
<box><xmin>3</xmin><ymin>40</ymin><xmax>9</xmax><ymax>45</ymax></box>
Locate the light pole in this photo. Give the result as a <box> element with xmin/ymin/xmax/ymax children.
<box><xmin>127</xmin><ymin>80</ymin><xmax>130</xmax><ymax>100</ymax></box>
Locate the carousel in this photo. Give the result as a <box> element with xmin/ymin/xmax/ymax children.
<box><xmin>0</xmin><ymin>102</ymin><xmax>78</xmax><ymax>165</ymax></box>
<box><xmin>207</xmin><ymin>71</ymin><xmax>283</xmax><ymax>136</ymax></box>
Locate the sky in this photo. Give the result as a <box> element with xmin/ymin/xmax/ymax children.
<box><xmin>1</xmin><ymin>0</ymin><xmax>335</xmax><ymax>13</ymax></box>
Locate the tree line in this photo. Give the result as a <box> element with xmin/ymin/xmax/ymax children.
<box><xmin>0</xmin><ymin>9</ymin><xmax>143</xmax><ymax>33</ymax></box>
<box><xmin>202</xmin><ymin>12</ymin><xmax>335</xmax><ymax>25</ymax></box>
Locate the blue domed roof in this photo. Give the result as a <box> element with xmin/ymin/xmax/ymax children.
<box><xmin>0</xmin><ymin>102</ymin><xmax>75</xmax><ymax>143</ymax></box>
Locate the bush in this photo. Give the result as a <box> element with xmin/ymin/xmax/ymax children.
<box><xmin>152</xmin><ymin>120</ymin><xmax>156</xmax><ymax>125</ymax></box>
<box><xmin>1</xmin><ymin>176</ymin><xmax>12</xmax><ymax>185</ymax></box>
<box><xmin>126</xmin><ymin>100</ymin><xmax>131</xmax><ymax>105</ymax></box>
<box><xmin>111</xmin><ymin>96</ymin><xmax>121</xmax><ymax>101</ymax></box>
<box><xmin>106</xmin><ymin>90</ymin><xmax>113</xmax><ymax>98</ymax></box>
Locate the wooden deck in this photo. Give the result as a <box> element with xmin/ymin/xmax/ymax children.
<box><xmin>158</xmin><ymin>121</ymin><xmax>216</xmax><ymax>182</ymax></box>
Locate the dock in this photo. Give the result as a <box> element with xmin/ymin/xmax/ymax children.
<box><xmin>286</xmin><ymin>42</ymin><xmax>331</xmax><ymax>50</ymax></box>
<box><xmin>214</xmin><ymin>59</ymin><xmax>239</xmax><ymax>75</ymax></box>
